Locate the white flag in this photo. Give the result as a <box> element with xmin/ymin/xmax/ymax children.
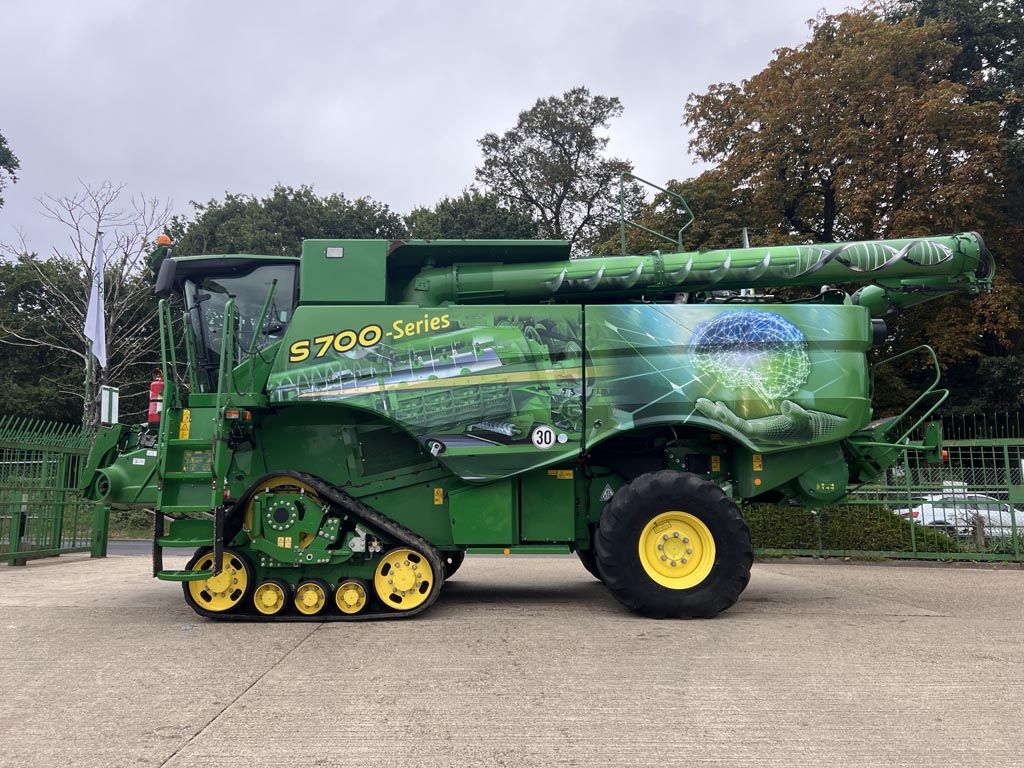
<box><xmin>84</xmin><ymin>234</ymin><xmax>107</xmax><ymax>368</ymax></box>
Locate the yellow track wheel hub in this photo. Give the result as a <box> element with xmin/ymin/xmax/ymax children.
<box><xmin>638</xmin><ymin>511</ymin><xmax>715</xmax><ymax>589</ymax></box>
<box><xmin>187</xmin><ymin>550</ymin><xmax>251</xmax><ymax>612</ymax></box>
<box><xmin>335</xmin><ymin>579</ymin><xmax>369</xmax><ymax>615</ymax></box>
<box><xmin>374</xmin><ymin>548</ymin><xmax>434</xmax><ymax>611</ymax></box>
<box><xmin>244</xmin><ymin>475</ymin><xmax>321</xmax><ymax>534</ymax></box>
<box><xmin>253</xmin><ymin>580</ymin><xmax>289</xmax><ymax>616</ymax></box>
<box><xmin>294</xmin><ymin>580</ymin><xmax>328</xmax><ymax>616</ymax></box>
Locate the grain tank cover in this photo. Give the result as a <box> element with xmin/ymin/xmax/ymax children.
<box><xmin>300</xmin><ymin>240</ymin><xmax>389</xmax><ymax>305</ymax></box>
<box><xmin>300</xmin><ymin>239</ymin><xmax>572</xmax><ymax>306</ymax></box>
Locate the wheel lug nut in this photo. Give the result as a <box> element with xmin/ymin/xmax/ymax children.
<box><xmin>662</xmin><ymin>534</ymin><xmax>669</xmax><ymax>541</ymax></box>
<box><xmin>657</xmin><ymin>544</ymin><xmax>663</xmax><ymax>550</ymax></box>
<box><xmin>670</xmin><ymin>561</ymin><xmax>677</xmax><ymax>567</ymax></box>
<box><xmin>661</xmin><ymin>555</ymin><xmax>667</xmax><ymax>561</ymax></box>
<box><xmin>683</xmin><ymin>537</ymin><xmax>689</xmax><ymax>544</ymax></box>
<box><xmin>682</xmin><ymin>558</ymin><xmax>688</xmax><ymax>564</ymax></box>
<box><xmin>673</xmin><ymin>532</ymin><xmax>680</xmax><ymax>538</ymax></box>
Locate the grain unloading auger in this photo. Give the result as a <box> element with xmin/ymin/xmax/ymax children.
<box><xmin>81</xmin><ymin>226</ymin><xmax>992</xmax><ymax>620</ymax></box>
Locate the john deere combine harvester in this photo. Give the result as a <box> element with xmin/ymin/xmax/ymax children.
<box><xmin>81</xmin><ymin>207</ymin><xmax>993</xmax><ymax>620</ymax></box>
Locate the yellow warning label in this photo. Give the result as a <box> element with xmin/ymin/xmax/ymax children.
<box><xmin>178</xmin><ymin>409</ymin><xmax>191</xmax><ymax>439</ymax></box>
<box><xmin>711</xmin><ymin>456</ymin><xmax>721</xmax><ymax>472</ymax></box>
<box><xmin>547</xmin><ymin>470</ymin><xmax>574</xmax><ymax>480</ymax></box>
<box><xmin>277</xmin><ymin>536</ymin><xmax>292</xmax><ymax>549</ymax></box>
<box><xmin>752</xmin><ymin>454</ymin><xmax>763</xmax><ymax>472</ymax></box>
<box><xmin>433</xmin><ymin>488</ymin><xmax>444</xmax><ymax>505</ymax></box>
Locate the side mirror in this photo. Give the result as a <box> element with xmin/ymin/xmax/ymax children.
<box><xmin>155</xmin><ymin>258</ymin><xmax>177</xmax><ymax>297</ymax></box>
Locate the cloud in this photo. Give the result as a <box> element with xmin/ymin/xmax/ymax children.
<box><xmin>0</xmin><ymin>0</ymin><xmax>851</xmax><ymax>253</ymax></box>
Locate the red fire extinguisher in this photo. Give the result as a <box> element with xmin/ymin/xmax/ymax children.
<box><xmin>148</xmin><ymin>370</ymin><xmax>164</xmax><ymax>426</ymax></box>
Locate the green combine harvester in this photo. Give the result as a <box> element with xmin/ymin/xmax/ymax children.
<box><xmin>81</xmin><ymin>210</ymin><xmax>993</xmax><ymax>620</ymax></box>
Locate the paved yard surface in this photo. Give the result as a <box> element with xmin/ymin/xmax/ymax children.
<box><xmin>1</xmin><ymin>555</ymin><xmax>1022</xmax><ymax>767</ymax></box>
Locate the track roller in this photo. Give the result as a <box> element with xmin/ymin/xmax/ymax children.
<box><xmin>183</xmin><ymin>548</ymin><xmax>253</xmax><ymax>614</ymax></box>
<box><xmin>374</xmin><ymin>548</ymin><xmax>435</xmax><ymax>611</ymax></box>
<box><xmin>293</xmin><ymin>578</ymin><xmax>331</xmax><ymax>616</ymax></box>
<box><xmin>334</xmin><ymin>579</ymin><xmax>369</xmax><ymax>615</ymax></box>
<box><xmin>253</xmin><ymin>578</ymin><xmax>291</xmax><ymax>616</ymax></box>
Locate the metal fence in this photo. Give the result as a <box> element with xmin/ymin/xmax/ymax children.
<box><xmin>0</xmin><ymin>416</ymin><xmax>107</xmax><ymax>565</ymax></box>
<box><xmin>749</xmin><ymin>413</ymin><xmax>1024</xmax><ymax>562</ymax></box>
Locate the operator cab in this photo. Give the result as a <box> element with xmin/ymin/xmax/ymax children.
<box><xmin>155</xmin><ymin>254</ymin><xmax>299</xmax><ymax>392</ymax></box>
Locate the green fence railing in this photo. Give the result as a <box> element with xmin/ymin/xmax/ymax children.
<box><xmin>0</xmin><ymin>416</ymin><xmax>108</xmax><ymax>565</ymax></box>
<box><xmin>749</xmin><ymin>414</ymin><xmax>1024</xmax><ymax>562</ymax></box>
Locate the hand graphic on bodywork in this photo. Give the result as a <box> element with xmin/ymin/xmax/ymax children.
<box><xmin>695</xmin><ymin>398</ymin><xmax>849</xmax><ymax>442</ymax></box>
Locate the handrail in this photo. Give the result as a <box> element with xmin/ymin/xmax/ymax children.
<box><xmin>619</xmin><ymin>172</ymin><xmax>695</xmax><ymax>256</ymax></box>
<box><xmin>870</xmin><ymin>345</ymin><xmax>948</xmax><ymax>443</ymax></box>
<box><xmin>216</xmin><ymin>298</ymin><xmax>236</xmax><ymax>410</ymax></box>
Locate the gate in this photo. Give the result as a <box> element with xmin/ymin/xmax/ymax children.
<box><xmin>748</xmin><ymin>413</ymin><xmax>1024</xmax><ymax>562</ymax></box>
<box><xmin>0</xmin><ymin>416</ymin><xmax>107</xmax><ymax>565</ymax></box>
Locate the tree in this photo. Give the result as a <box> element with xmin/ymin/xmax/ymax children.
<box><xmin>475</xmin><ymin>87</ymin><xmax>640</xmax><ymax>254</ymax></box>
<box><xmin>169</xmin><ymin>185</ymin><xmax>407</xmax><ymax>256</ymax></box>
<box><xmin>686</xmin><ymin>11</ymin><xmax>1006</xmax><ymax>244</ymax></box>
<box><xmin>0</xmin><ymin>259</ymin><xmax>82</xmax><ymax>421</ymax></box>
<box><xmin>0</xmin><ymin>130</ymin><xmax>19</xmax><ymax>209</ymax></box>
<box><xmin>895</xmin><ymin>0</ymin><xmax>1024</xmax><ymax>286</ymax></box>
<box><xmin>405</xmin><ymin>189</ymin><xmax>539</xmax><ymax>240</ymax></box>
<box><xmin>0</xmin><ymin>182</ymin><xmax>171</xmax><ymax>427</ymax></box>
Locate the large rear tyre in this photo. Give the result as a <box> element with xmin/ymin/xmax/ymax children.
<box><xmin>594</xmin><ymin>470</ymin><xmax>752</xmax><ymax>618</ymax></box>
<box><xmin>576</xmin><ymin>527</ymin><xmax>603</xmax><ymax>582</ymax></box>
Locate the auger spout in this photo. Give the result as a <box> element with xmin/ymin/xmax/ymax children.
<box><xmin>400</xmin><ymin>232</ymin><xmax>992</xmax><ymax>312</ymax></box>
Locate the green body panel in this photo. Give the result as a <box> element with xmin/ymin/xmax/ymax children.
<box><xmin>449</xmin><ymin>480</ymin><xmax>517</xmax><ymax>545</ymax></box>
<box><xmin>300</xmin><ymin>240</ymin><xmax>388</xmax><ymax>304</ymax></box>
<box><xmin>521</xmin><ymin>469</ymin><xmax>578</xmax><ymax>542</ymax></box>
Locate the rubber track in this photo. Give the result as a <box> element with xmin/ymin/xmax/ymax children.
<box><xmin>184</xmin><ymin>471</ymin><xmax>444</xmax><ymax>622</ymax></box>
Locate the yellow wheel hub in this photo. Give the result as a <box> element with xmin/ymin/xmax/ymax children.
<box><xmin>638</xmin><ymin>511</ymin><xmax>715</xmax><ymax>589</ymax></box>
<box><xmin>244</xmin><ymin>475</ymin><xmax>321</xmax><ymax>534</ymax></box>
<box><xmin>187</xmin><ymin>551</ymin><xmax>250</xmax><ymax>612</ymax></box>
<box><xmin>335</xmin><ymin>580</ymin><xmax>368</xmax><ymax>615</ymax></box>
<box><xmin>253</xmin><ymin>580</ymin><xmax>288</xmax><ymax>616</ymax></box>
<box><xmin>373</xmin><ymin>548</ymin><xmax>434</xmax><ymax>611</ymax></box>
<box><xmin>294</xmin><ymin>581</ymin><xmax>328</xmax><ymax>615</ymax></box>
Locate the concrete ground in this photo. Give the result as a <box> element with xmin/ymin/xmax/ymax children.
<box><xmin>0</xmin><ymin>554</ymin><xmax>1022</xmax><ymax>768</ymax></box>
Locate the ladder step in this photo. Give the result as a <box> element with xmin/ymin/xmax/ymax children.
<box><xmin>157</xmin><ymin>569</ymin><xmax>214</xmax><ymax>582</ymax></box>
<box><xmin>166</xmin><ymin>439</ymin><xmax>212</xmax><ymax>447</ymax></box>
<box><xmin>159</xmin><ymin>505</ymin><xmax>215</xmax><ymax>514</ymax></box>
<box><xmin>157</xmin><ymin>536</ymin><xmax>214</xmax><ymax>548</ymax></box>
<box><xmin>162</xmin><ymin>471</ymin><xmax>213</xmax><ymax>480</ymax></box>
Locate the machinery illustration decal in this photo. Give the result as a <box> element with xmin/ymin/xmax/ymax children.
<box><xmin>270</xmin><ymin>307</ymin><xmax>584</xmax><ymax>479</ymax></box>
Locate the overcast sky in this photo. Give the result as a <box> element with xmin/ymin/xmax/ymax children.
<box><xmin>1</xmin><ymin>0</ymin><xmax>852</xmax><ymax>255</ymax></box>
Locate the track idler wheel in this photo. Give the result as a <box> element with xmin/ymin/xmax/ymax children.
<box><xmin>253</xmin><ymin>578</ymin><xmax>292</xmax><ymax>616</ymax></box>
<box><xmin>334</xmin><ymin>579</ymin><xmax>369</xmax><ymax>615</ymax></box>
<box><xmin>294</xmin><ymin>578</ymin><xmax>331</xmax><ymax>616</ymax></box>
<box><xmin>184</xmin><ymin>549</ymin><xmax>254</xmax><ymax>614</ymax></box>
<box><xmin>374</xmin><ymin>548</ymin><xmax>435</xmax><ymax>611</ymax></box>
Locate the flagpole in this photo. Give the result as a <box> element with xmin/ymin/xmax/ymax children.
<box><xmin>84</xmin><ymin>340</ymin><xmax>93</xmax><ymax>430</ymax></box>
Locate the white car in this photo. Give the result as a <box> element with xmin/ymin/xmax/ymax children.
<box><xmin>897</xmin><ymin>493</ymin><xmax>1022</xmax><ymax>539</ymax></box>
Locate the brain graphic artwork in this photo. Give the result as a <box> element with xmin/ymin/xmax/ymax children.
<box><xmin>690</xmin><ymin>311</ymin><xmax>810</xmax><ymax>404</ymax></box>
